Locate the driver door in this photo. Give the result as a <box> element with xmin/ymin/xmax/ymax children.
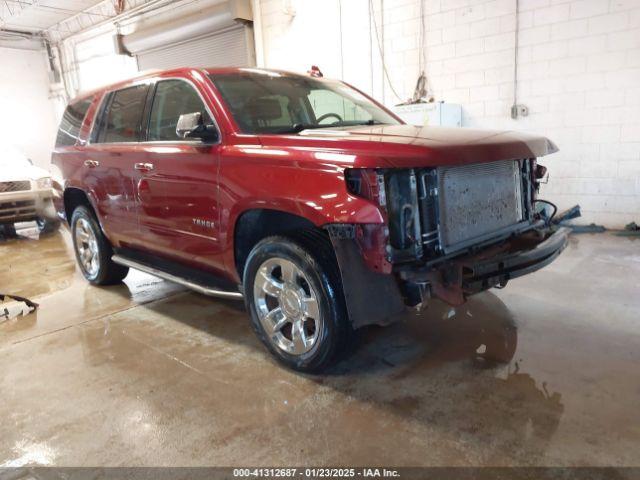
<box><xmin>136</xmin><ymin>78</ymin><xmax>225</xmax><ymax>273</ymax></box>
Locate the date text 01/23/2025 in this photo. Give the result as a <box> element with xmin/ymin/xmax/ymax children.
<box><xmin>232</xmin><ymin>468</ymin><xmax>400</xmax><ymax>478</ymax></box>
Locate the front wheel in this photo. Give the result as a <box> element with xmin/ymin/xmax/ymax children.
<box><xmin>243</xmin><ymin>232</ymin><xmax>351</xmax><ymax>373</ymax></box>
<box><xmin>70</xmin><ymin>206</ymin><xmax>129</xmax><ymax>285</ymax></box>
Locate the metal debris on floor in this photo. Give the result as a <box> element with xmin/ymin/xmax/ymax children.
<box><xmin>615</xmin><ymin>222</ymin><xmax>640</xmax><ymax>237</ymax></box>
<box><xmin>0</xmin><ymin>294</ymin><xmax>38</xmax><ymax>322</ymax></box>
<box><xmin>564</xmin><ymin>223</ymin><xmax>607</xmax><ymax>234</ymax></box>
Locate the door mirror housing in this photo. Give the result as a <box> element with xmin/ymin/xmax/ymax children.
<box><xmin>176</xmin><ymin>112</ymin><xmax>218</xmax><ymax>142</ymax></box>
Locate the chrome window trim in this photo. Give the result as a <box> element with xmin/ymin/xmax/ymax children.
<box><xmin>80</xmin><ymin>140</ymin><xmax>217</xmax><ymax>147</ymax></box>
<box><xmin>87</xmin><ymin>76</ymin><xmax>222</xmax><ymax>147</ymax></box>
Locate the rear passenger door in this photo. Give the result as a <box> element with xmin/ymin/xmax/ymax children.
<box><xmin>84</xmin><ymin>83</ymin><xmax>151</xmax><ymax>247</ymax></box>
<box><xmin>137</xmin><ymin>78</ymin><xmax>224</xmax><ymax>273</ymax></box>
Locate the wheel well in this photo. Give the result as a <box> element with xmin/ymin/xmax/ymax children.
<box><xmin>63</xmin><ymin>188</ymin><xmax>94</xmax><ymax>224</ymax></box>
<box><xmin>234</xmin><ymin>209</ymin><xmax>317</xmax><ymax>277</ymax></box>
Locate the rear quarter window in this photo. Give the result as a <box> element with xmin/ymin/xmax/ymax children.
<box><xmin>55</xmin><ymin>98</ymin><xmax>93</xmax><ymax>147</ymax></box>
<box><xmin>95</xmin><ymin>84</ymin><xmax>149</xmax><ymax>143</ymax></box>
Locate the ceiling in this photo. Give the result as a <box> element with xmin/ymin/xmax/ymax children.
<box><xmin>0</xmin><ymin>0</ymin><xmax>107</xmax><ymax>33</ymax></box>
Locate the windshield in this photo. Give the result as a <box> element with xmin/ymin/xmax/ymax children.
<box><xmin>208</xmin><ymin>70</ymin><xmax>400</xmax><ymax>134</ymax></box>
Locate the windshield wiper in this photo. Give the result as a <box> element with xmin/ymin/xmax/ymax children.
<box><xmin>272</xmin><ymin>120</ymin><xmax>385</xmax><ymax>134</ymax></box>
<box><xmin>351</xmin><ymin>119</ymin><xmax>385</xmax><ymax>126</ymax></box>
<box><xmin>273</xmin><ymin>123</ymin><xmax>327</xmax><ymax>134</ymax></box>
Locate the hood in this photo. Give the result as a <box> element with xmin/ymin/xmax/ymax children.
<box><xmin>0</xmin><ymin>163</ymin><xmax>50</xmax><ymax>182</ymax></box>
<box><xmin>258</xmin><ymin>124</ymin><xmax>558</xmax><ymax>169</ymax></box>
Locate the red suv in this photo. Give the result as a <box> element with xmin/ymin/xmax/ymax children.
<box><xmin>52</xmin><ymin>67</ymin><xmax>567</xmax><ymax>372</ymax></box>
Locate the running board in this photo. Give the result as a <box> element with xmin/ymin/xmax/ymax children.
<box><xmin>112</xmin><ymin>254</ymin><xmax>244</xmax><ymax>300</ymax></box>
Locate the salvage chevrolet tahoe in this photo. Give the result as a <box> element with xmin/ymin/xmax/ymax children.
<box><xmin>52</xmin><ymin>67</ymin><xmax>568</xmax><ymax>372</ymax></box>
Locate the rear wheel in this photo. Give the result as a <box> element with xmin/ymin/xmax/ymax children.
<box><xmin>71</xmin><ymin>206</ymin><xmax>128</xmax><ymax>285</ymax></box>
<box><xmin>243</xmin><ymin>232</ymin><xmax>351</xmax><ymax>373</ymax></box>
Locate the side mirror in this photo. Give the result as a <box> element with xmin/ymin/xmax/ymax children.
<box><xmin>176</xmin><ymin>112</ymin><xmax>218</xmax><ymax>142</ymax></box>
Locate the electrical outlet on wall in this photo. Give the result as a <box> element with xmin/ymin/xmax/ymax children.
<box><xmin>510</xmin><ymin>104</ymin><xmax>529</xmax><ymax>119</ymax></box>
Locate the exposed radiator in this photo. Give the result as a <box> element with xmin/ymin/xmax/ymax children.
<box><xmin>437</xmin><ymin>160</ymin><xmax>524</xmax><ymax>253</ymax></box>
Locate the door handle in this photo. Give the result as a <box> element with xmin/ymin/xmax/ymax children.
<box><xmin>84</xmin><ymin>159</ymin><xmax>99</xmax><ymax>168</ymax></box>
<box><xmin>134</xmin><ymin>162</ymin><xmax>154</xmax><ymax>171</ymax></box>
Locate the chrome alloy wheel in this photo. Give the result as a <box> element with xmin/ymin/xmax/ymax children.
<box><xmin>253</xmin><ymin>258</ymin><xmax>322</xmax><ymax>355</ymax></box>
<box><xmin>74</xmin><ymin>217</ymin><xmax>100</xmax><ymax>277</ymax></box>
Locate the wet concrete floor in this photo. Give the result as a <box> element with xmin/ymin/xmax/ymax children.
<box><xmin>1</xmin><ymin>225</ymin><xmax>639</xmax><ymax>467</ymax></box>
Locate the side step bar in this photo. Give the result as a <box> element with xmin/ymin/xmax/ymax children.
<box><xmin>112</xmin><ymin>254</ymin><xmax>244</xmax><ymax>300</ymax></box>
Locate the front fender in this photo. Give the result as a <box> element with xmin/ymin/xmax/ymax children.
<box><xmin>227</xmin><ymin>194</ymin><xmax>383</xmax><ymax>231</ymax></box>
<box><xmin>221</xmin><ymin>157</ymin><xmax>385</xmax><ymax>246</ymax></box>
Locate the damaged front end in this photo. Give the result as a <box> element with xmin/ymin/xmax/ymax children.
<box><xmin>327</xmin><ymin>158</ymin><xmax>568</xmax><ymax>328</ymax></box>
<box><xmin>398</xmin><ymin>226</ymin><xmax>569</xmax><ymax>306</ymax></box>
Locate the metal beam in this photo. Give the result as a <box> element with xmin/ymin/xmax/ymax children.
<box><xmin>46</xmin><ymin>0</ymin><xmax>162</xmax><ymax>42</ymax></box>
<box><xmin>0</xmin><ymin>26</ymin><xmax>43</xmax><ymax>49</ymax></box>
<box><xmin>1</xmin><ymin>0</ymin><xmax>112</xmax><ymax>33</ymax></box>
<box><xmin>3</xmin><ymin>0</ymin><xmax>111</xmax><ymax>18</ymax></box>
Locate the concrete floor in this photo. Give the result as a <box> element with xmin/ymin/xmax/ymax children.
<box><xmin>1</xmin><ymin>225</ymin><xmax>639</xmax><ymax>467</ymax></box>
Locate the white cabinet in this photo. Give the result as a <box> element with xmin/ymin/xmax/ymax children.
<box><xmin>391</xmin><ymin>102</ymin><xmax>462</xmax><ymax>127</ymax></box>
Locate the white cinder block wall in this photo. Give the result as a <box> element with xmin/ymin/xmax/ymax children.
<box><xmin>0</xmin><ymin>48</ymin><xmax>59</xmax><ymax>169</ymax></box>
<box><xmin>258</xmin><ymin>0</ymin><xmax>640</xmax><ymax>228</ymax></box>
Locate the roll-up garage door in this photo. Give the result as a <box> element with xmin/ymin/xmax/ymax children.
<box><xmin>136</xmin><ymin>24</ymin><xmax>252</xmax><ymax>71</ymax></box>
<box><xmin>121</xmin><ymin>0</ymin><xmax>254</xmax><ymax>72</ymax></box>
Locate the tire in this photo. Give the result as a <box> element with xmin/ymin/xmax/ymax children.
<box><xmin>243</xmin><ymin>230</ymin><xmax>351</xmax><ymax>373</ymax></box>
<box><xmin>1</xmin><ymin>223</ymin><xmax>17</xmax><ymax>238</ymax></box>
<box><xmin>36</xmin><ymin>217</ymin><xmax>60</xmax><ymax>234</ymax></box>
<box><xmin>70</xmin><ymin>205</ymin><xmax>129</xmax><ymax>285</ymax></box>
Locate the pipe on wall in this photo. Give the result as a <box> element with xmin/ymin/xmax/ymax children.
<box><xmin>0</xmin><ymin>28</ymin><xmax>43</xmax><ymax>50</ymax></box>
<box><xmin>251</xmin><ymin>0</ymin><xmax>265</xmax><ymax>67</ymax></box>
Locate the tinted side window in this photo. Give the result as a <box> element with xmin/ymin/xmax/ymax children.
<box><xmin>148</xmin><ymin>80</ymin><xmax>211</xmax><ymax>141</ymax></box>
<box><xmin>56</xmin><ymin>98</ymin><xmax>93</xmax><ymax>147</ymax></box>
<box><xmin>98</xmin><ymin>84</ymin><xmax>148</xmax><ymax>143</ymax></box>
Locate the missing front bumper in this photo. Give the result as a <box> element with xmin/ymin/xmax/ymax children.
<box><xmin>461</xmin><ymin>227</ymin><xmax>569</xmax><ymax>293</ymax></box>
<box><xmin>329</xmin><ymin>225</ymin><xmax>569</xmax><ymax>327</ymax></box>
<box><xmin>401</xmin><ymin>227</ymin><xmax>570</xmax><ymax>306</ymax></box>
